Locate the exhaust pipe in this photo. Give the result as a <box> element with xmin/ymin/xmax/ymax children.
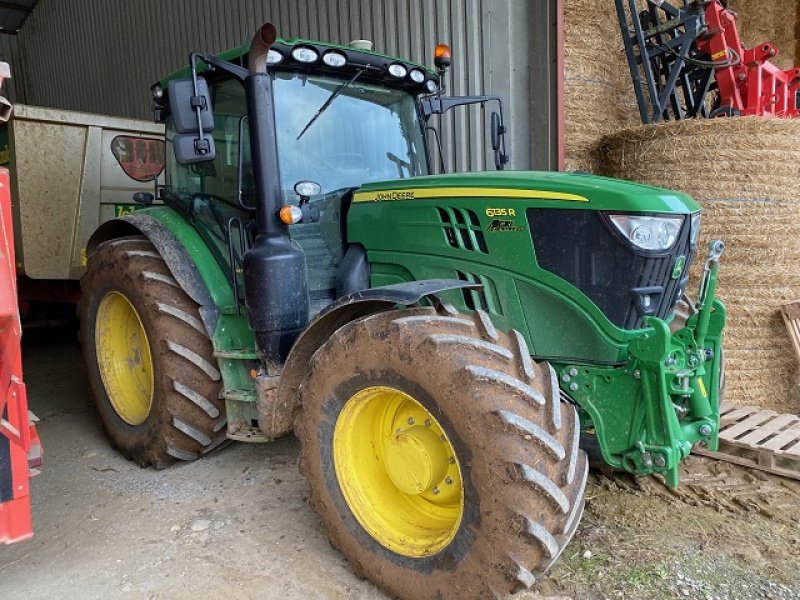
<box><xmin>242</xmin><ymin>23</ymin><xmax>309</xmax><ymax>374</ymax></box>
<box><xmin>248</xmin><ymin>22</ymin><xmax>277</xmax><ymax>75</ymax></box>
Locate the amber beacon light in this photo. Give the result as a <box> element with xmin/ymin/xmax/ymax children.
<box><xmin>434</xmin><ymin>43</ymin><xmax>452</xmax><ymax>70</ymax></box>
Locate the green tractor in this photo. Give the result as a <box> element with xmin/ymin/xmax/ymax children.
<box><xmin>78</xmin><ymin>23</ymin><xmax>725</xmax><ymax>599</ymax></box>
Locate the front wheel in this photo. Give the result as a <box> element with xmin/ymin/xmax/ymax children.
<box><xmin>296</xmin><ymin>306</ymin><xmax>587</xmax><ymax>598</ymax></box>
<box><xmin>79</xmin><ymin>236</ymin><xmax>228</xmax><ymax>467</ymax></box>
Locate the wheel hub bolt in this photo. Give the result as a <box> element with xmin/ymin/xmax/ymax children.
<box><xmin>432</xmin><ymin>486</ymin><xmax>441</xmax><ymax>495</ymax></box>
<box><xmin>407</xmin><ymin>417</ymin><xmax>415</xmax><ymax>425</ymax></box>
<box><xmin>448</xmin><ymin>457</ymin><xmax>455</xmax><ymax>464</ymax></box>
<box><xmin>424</xmin><ymin>419</ymin><xmax>432</xmax><ymax>427</ymax></box>
<box><xmin>445</xmin><ymin>476</ymin><xmax>453</xmax><ymax>485</ymax></box>
<box><xmin>699</xmin><ymin>424</ymin><xmax>712</xmax><ymax>436</ymax></box>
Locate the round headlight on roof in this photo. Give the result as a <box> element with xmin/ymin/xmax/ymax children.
<box><xmin>151</xmin><ymin>84</ymin><xmax>164</xmax><ymax>99</ymax></box>
<box><xmin>267</xmin><ymin>49</ymin><xmax>283</xmax><ymax>65</ymax></box>
<box><xmin>409</xmin><ymin>68</ymin><xmax>425</xmax><ymax>83</ymax></box>
<box><xmin>425</xmin><ymin>79</ymin><xmax>438</xmax><ymax>93</ymax></box>
<box><xmin>322</xmin><ymin>50</ymin><xmax>347</xmax><ymax>67</ymax></box>
<box><xmin>388</xmin><ymin>63</ymin><xmax>408</xmax><ymax>78</ymax></box>
<box><xmin>292</xmin><ymin>46</ymin><xmax>319</xmax><ymax>63</ymax></box>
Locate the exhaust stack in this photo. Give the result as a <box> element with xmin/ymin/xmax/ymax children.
<box><xmin>242</xmin><ymin>22</ymin><xmax>309</xmax><ymax>373</ymax></box>
<box><xmin>248</xmin><ymin>22</ymin><xmax>277</xmax><ymax>75</ymax></box>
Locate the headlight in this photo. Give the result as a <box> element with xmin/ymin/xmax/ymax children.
<box><xmin>690</xmin><ymin>212</ymin><xmax>701</xmax><ymax>246</ymax></box>
<box><xmin>388</xmin><ymin>63</ymin><xmax>408</xmax><ymax>78</ymax></box>
<box><xmin>322</xmin><ymin>50</ymin><xmax>347</xmax><ymax>67</ymax></box>
<box><xmin>267</xmin><ymin>49</ymin><xmax>283</xmax><ymax>65</ymax></box>
<box><xmin>409</xmin><ymin>68</ymin><xmax>425</xmax><ymax>83</ymax></box>
<box><xmin>608</xmin><ymin>214</ymin><xmax>684</xmax><ymax>252</ymax></box>
<box><xmin>425</xmin><ymin>79</ymin><xmax>438</xmax><ymax>93</ymax></box>
<box><xmin>292</xmin><ymin>46</ymin><xmax>319</xmax><ymax>63</ymax></box>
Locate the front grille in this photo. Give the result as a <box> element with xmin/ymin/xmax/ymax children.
<box><xmin>527</xmin><ymin>209</ymin><xmax>694</xmax><ymax>330</ymax></box>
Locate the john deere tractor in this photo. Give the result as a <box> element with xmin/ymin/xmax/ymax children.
<box><xmin>78</xmin><ymin>23</ymin><xmax>725</xmax><ymax>599</ymax></box>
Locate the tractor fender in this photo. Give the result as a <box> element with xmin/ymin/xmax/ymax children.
<box><xmin>276</xmin><ymin>279</ymin><xmax>481</xmax><ymax>415</ymax></box>
<box><xmin>86</xmin><ymin>214</ymin><xmax>220</xmax><ymax>336</ymax></box>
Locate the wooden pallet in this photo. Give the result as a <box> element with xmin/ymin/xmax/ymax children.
<box><xmin>781</xmin><ymin>300</ymin><xmax>800</xmax><ymax>362</ymax></box>
<box><xmin>694</xmin><ymin>403</ymin><xmax>800</xmax><ymax>481</ymax></box>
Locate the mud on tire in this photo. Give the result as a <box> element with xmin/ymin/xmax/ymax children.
<box><xmin>79</xmin><ymin>236</ymin><xmax>228</xmax><ymax>468</ymax></box>
<box><xmin>295</xmin><ymin>306</ymin><xmax>588</xmax><ymax>599</ymax></box>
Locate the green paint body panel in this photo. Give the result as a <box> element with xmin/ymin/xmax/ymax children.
<box><xmin>349</xmin><ymin>171</ymin><xmax>699</xmax><ymax>363</ymax></box>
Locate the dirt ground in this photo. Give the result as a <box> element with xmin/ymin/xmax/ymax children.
<box><xmin>2</xmin><ymin>329</ymin><xmax>799</xmax><ymax>600</ymax></box>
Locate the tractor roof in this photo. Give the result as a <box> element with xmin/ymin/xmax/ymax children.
<box><xmin>159</xmin><ymin>36</ymin><xmax>436</xmax><ymax>90</ymax></box>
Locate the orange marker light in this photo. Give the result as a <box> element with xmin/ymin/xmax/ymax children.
<box><xmin>279</xmin><ymin>205</ymin><xmax>303</xmax><ymax>224</ymax></box>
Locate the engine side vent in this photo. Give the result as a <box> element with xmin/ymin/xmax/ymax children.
<box><xmin>438</xmin><ymin>207</ymin><xmax>488</xmax><ymax>253</ymax></box>
<box><xmin>455</xmin><ymin>270</ymin><xmax>503</xmax><ymax>315</ymax></box>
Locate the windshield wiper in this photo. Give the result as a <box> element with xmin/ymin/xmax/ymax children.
<box><xmin>296</xmin><ymin>68</ymin><xmax>364</xmax><ymax>141</ymax></box>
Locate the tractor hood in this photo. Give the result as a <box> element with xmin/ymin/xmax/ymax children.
<box><xmin>352</xmin><ymin>170</ymin><xmax>700</xmax><ymax>214</ymax></box>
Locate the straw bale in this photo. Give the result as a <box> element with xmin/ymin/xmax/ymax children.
<box><xmin>599</xmin><ymin>117</ymin><xmax>800</xmax><ymax>413</ymax></box>
<box><xmin>564</xmin><ymin>0</ymin><xmax>639</xmax><ymax>172</ymax></box>
<box><xmin>564</xmin><ymin>1</ymin><xmax>799</xmax><ymax>171</ymax></box>
<box><xmin>728</xmin><ymin>0</ymin><xmax>797</xmax><ymax>69</ymax></box>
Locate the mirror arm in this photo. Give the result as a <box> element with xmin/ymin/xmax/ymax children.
<box><xmin>184</xmin><ymin>52</ymin><xmax>248</xmax><ymax>162</ymax></box>
<box><xmin>496</xmin><ymin>103</ymin><xmax>509</xmax><ymax>170</ymax></box>
<box><xmin>188</xmin><ymin>53</ymin><xmax>213</xmax><ymax>157</ymax></box>
<box><xmin>420</xmin><ymin>94</ymin><xmax>502</xmax><ymax>118</ymax></box>
<box><xmin>424</xmin><ymin>125</ymin><xmax>446</xmax><ymax>174</ymax></box>
<box><xmin>189</xmin><ymin>51</ymin><xmax>249</xmax><ymax>82</ymax></box>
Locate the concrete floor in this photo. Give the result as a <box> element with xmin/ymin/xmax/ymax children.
<box><xmin>0</xmin><ymin>328</ymin><xmax>389</xmax><ymax>600</ymax></box>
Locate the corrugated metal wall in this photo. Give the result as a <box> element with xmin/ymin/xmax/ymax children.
<box><xmin>4</xmin><ymin>0</ymin><xmax>556</xmax><ymax>171</ymax></box>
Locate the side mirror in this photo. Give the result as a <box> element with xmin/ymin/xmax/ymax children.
<box><xmin>168</xmin><ymin>77</ymin><xmax>216</xmax><ymax>165</ymax></box>
<box><xmin>491</xmin><ymin>111</ymin><xmax>509</xmax><ymax>171</ymax></box>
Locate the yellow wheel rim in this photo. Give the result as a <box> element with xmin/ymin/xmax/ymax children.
<box><xmin>95</xmin><ymin>291</ymin><xmax>154</xmax><ymax>426</ymax></box>
<box><xmin>333</xmin><ymin>385</ymin><xmax>464</xmax><ymax>557</ymax></box>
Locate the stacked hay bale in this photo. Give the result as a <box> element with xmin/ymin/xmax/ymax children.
<box><xmin>728</xmin><ymin>0</ymin><xmax>797</xmax><ymax>69</ymax></box>
<box><xmin>564</xmin><ymin>0</ymin><xmax>640</xmax><ymax>172</ymax></box>
<box><xmin>600</xmin><ymin>118</ymin><xmax>800</xmax><ymax>413</ymax></box>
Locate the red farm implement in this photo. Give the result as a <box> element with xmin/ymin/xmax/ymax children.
<box><xmin>0</xmin><ymin>62</ymin><xmax>39</xmax><ymax>545</ymax></box>
<box><xmin>616</xmin><ymin>0</ymin><xmax>800</xmax><ymax>123</ymax></box>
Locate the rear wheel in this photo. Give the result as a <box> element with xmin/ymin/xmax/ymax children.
<box><xmin>296</xmin><ymin>306</ymin><xmax>587</xmax><ymax>598</ymax></box>
<box><xmin>79</xmin><ymin>236</ymin><xmax>228</xmax><ymax>467</ymax></box>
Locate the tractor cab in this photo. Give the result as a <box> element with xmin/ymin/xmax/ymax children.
<box><xmin>155</xmin><ymin>33</ymin><xmax>506</xmax><ymax>319</ymax></box>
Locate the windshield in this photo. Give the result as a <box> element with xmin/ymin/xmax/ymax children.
<box><xmin>274</xmin><ymin>71</ymin><xmax>429</xmax><ymax>193</ymax></box>
<box><xmin>165</xmin><ymin>72</ymin><xmax>429</xmax><ymax>206</ymax></box>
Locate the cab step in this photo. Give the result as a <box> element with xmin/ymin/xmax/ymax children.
<box><xmin>695</xmin><ymin>403</ymin><xmax>800</xmax><ymax>481</ymax></box>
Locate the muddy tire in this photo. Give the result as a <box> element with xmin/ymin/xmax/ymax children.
<box><xmin>296</xmin><ymin>306</ymin><xmax>588</xmax><ymax>599</ymax></box>
<box><xmin>79</xmin><ymin>236</ymin><xmax>228</xmax><ymax>468</ymax></box>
